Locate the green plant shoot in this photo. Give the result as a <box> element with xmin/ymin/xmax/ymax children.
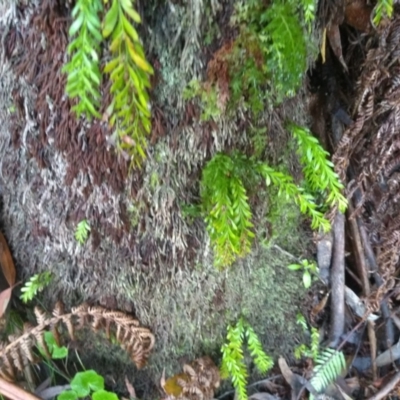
<box><xmin>288</xmin><ymin>259</ymin><xmax>318</xmax><ymax>289</ymax></box>
<box><xmin>221</xmin><ymin>318</ymin><xmax>273</xmax><ymax>400</ymax></box>
<box><xmin>20</xmin><ymin>272</ymin><xmax>52</xmax><ymax>303</ymax></box>
<box><xmin>75</xmin><ymin>219</ymin><xmax>91</xmax><ymax>244</ymax></box>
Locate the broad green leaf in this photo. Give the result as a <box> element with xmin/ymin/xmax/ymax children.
<box><xmin>58</xmin><ymin>391</ymin><xmax>78</xmax><ymax>400</ymax></box>
<box><xmin>92</xmin><ymin>390</ymin><xmax>119</xmax><ymax>400</ymax></box>
<box><xmin>71</xmin><ymin>370</ymin><xmax>104</xmax><ymax>397</ymax></box>
<box><xmin>303</xmin><ymin>270</ymin><xmax>312</xmax><ymax>288</ymax></box>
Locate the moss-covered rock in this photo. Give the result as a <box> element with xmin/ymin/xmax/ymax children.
<box><xmin>0</xmin><ymin>0</ymin><xmax>315</xmax><ymax>394</ymax></box>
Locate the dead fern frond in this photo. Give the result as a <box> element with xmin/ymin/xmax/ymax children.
<box><xmin>0</xmin><ymin>302</ymin><xmax>154</xmax><ymax>380</ymax></box>
<box><xmin>161</xmin><ymin>356</ymin><xmax>220</xmax><ymax>400</ymax></box>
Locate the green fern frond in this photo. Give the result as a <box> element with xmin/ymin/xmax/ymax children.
<box><xmin>103</xmin><ymin>0</ymin><xmax>153</xmax><ymax>167</ymax></box>
<box><xmin>256</xmin><ymin>163</ymin><xmax>331</xmax><ymax>232</ymax></box>
<box><xmin>221</xmin><ymin>320</ymin><xmax>248</xmax><ymax>400</ymax></box>
<box><xmin>373</xmin><ymin>0</ymin><xmax>393</xmax><ymax>25</ymax></box>
<box><xmin>20</xmin><ymin>272</ymin><xmax>53</xmax><ymax>303</ymax></box>
<box><xmin>310</xmin><ymin>348</ymin><xmax>346</xmax><ymax>394</ymax></box>
<box><xmin>221</xmin><ymin>318</ymin><xmax>273</xmax><ymax>400</ymax></box>
<box><xmin>294</xmin><ymin>344</ymin><xmax>310</xmax><ymax>360</ymax></box>
<box><xmin>300</xmin><ymin>0</ymin><xmax>316</xmax><ymax>32</ymax></box>
<box><xmin>63</xmin><ymin>0</ymin><xmax>103</xmax><ymax>119</ymax></box>
<box><xmin>296</xmin><ymin>313</ymin><xmax>308</xmax><ymax>333</ymax></box>
<box><xmin>245</xmin><ymin>324</ymin><xmax>273</xmax><ymax>373</ymax></box>
<box><xmin>262</xmin><ymin>1</ymin><xmax>307</xmax><ymax>97</ymax></box>
<box><xmin>201</xmin><ymin>154</ymin><xmax>255</xmax><ymax>268</ymax></box>
<box><xmin>75</xmin><ymin>219</ymin><xmax>91</xmax><ymax>244</ymax></box>
<box><xmin>290</xmin><ymin>124</ymin><xmax>348</xmax><ymax>213</ymax></box>
<box><xmin>310</xmin><ymin>327</ymin><xmax>320</xmax><ymax>361</ymax></box>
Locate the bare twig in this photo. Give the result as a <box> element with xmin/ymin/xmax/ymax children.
<box><xmin>330</xmin><ymin>212</ymin><xmax>346</xmax><ymax>346</ymax></box>
<box><xmin>348</xmin><ymin>205</ymin><xmax>377</xmax><ymax>378</ymax></box>
<box><xmin>367</xmin><ymin>371</ymin><xmax>400</xmax><ymax>400</ymax></box>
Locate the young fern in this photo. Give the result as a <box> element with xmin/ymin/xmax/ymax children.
<box><xmin>245</xmin><ymin>324</ymin><xmax>274</xmax><ymax>373</ymax></box>
<box><xmin>75</xmin><ymin>219</ymin><xmax>91</xmax><ymax>244</ymax></box>
<box><xmin>20</xmin><ymin>272</ymin><xmax>52</xmax><ymax>303</ymax></box>
<box><xmin>256</xmin><ymin>163</ymin><xmax>330</xmax><ymax>232</ymax></box>
<box><xmin>373</xmin><ymin>0</ymin><xmax>393</xmax><ymax>25</ymax></box>
<box><xmin>289</xmin><ymin>124</ymin><xmax>348</xmax><ymax>213</ymax></box>
<box><xmin>220</xmin><ymin>319</ymin><xmax>248</xmax><ymax>400</ymax></box>
<box><xmin>201</xmin><ymin>154</ymin><xmax>255</xmax><ymax>268</ymax></box>
<box><xmin>201</xmin><ymin>152</ymin><xmax>332</xmax><ymax>268</ymax></box>
<box><xmin>103</xmin><ymin>0</ymin><xmax>153</xmax><ymax>167</ymax></box>
<box><xmin>220</xmin><ymin>318</ymin><xmax>273</xmax><ymax>400</ymax></box>
<box><xmin>310</xmin><ymin>348</ymin><xmax>346</xmax><ymax>395</ymax></box>
<box><xmin>63</xmin><ymin>0</ymin><xmax>103</xmax><ymax>120</ymax></box>
<box><xmin>262</xmin><ymin>0</ymin><xmax>307</xmax><ymax>97</ymax></box>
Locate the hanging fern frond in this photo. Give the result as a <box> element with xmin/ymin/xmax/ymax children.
<box><xmin>256</xmin><ymin>163</ymin><xmax>331</xmax><ymax>232</ymax></box>
<box><xmin>0</xmin><ymin>302</ymin><xmax>154</xmax><ymax>380</ymax></box>
<box><xmin>102</xmin><ymin>0</ymin><xmax>153</xmax><ymax>168</ymax></box>
<box><xmin>245</xmin><ymin>324</ymin><xmax>273</xmax><ymax>373</ymax></box>
<box><xmin>289</xmin><ymin>124</ymin><xmax>348</xmax><ymax>213</ymax></box>
<box><xmin>63</xmin><ymin>0</ymin><xmax>103</xmax><ymax>120</ymax></box>
<box><xmin>262</xmin><ymin>0</ymin><xmax>307</xmax><ymax>97</ymax></box>
<box><xmin>310</xmin><ymin>348</ymin><xmax>346</xmax><ymax>394</ymax></box>
<box><xmin>201</xmin><ymin>154</ymin><xmax>255</xmax><ymax>268</ymax></box>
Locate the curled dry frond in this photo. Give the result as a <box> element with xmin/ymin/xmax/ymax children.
<box><xmin>0</xmin><ymin>302</ymin><xmax>154</xmax><ymax>381</ymax></box>
<box><xmin>161</xmin><ymin>357</ymin><xmax>220</xmax><ymax>400</ymax></box>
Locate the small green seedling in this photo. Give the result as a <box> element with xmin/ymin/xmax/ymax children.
<box><xmin>20</xmin><ymin>272</ymin><xmax>52</xmax><ymax>303</ymax></box>
<box><xmin>37</xmin><ymin>331</ymin><xmax>68</xmax><ymax>359</ymax></box>
<box><xmin>58</xmin><ymin>370</ymin><xmax>118</xmax><ymax>400</ymax></box>
<box><xmin>75</xmin><ymin>220</ymin><xmax>91</xmax><ymax>244</ymax></box>
<box><xmin>288</xmin><ymin>259</ymin><xmax>318</xmax><ymax>289</ymax></box>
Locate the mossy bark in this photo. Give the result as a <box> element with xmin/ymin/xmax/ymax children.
<box><xmin>0</xmin><ymin>0</ymin><xmax>314</xmax><ymax>394</ymax></box>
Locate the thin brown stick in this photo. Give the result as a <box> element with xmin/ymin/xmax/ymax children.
<box><xmin>348</xmin><ymin>205</ymin><xmax>377</xmax><ymax>378</ymax></box>
<box><xmin>367</xmin><ymin>371</ymin><xmax>400</xmax><ymax>400</ymax></box>
<box><xmin>330</xmin><ymin>212</ymin><xmax>346</xmax><ymax>346</ymax></box>
<box><xmin>348</xmin><ymin>205</ymin><xmax>370</xmax><ymax>295</ymax></box>
<box><xmin>0</xmin><ymin>377</ymin><xmax>42</xmax><ymax>400</ymax></box>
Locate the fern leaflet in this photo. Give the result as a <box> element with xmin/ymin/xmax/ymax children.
<box><xmin>310</xmin><ymin>348</ymin><xmax>345</xmax><ymax>394</ymax></box>
<box><xmin>290</xmin><ymin>124</ymin><xmax>348</xmax><ymax>213</ymax></box>
<box><xmin>20</xmin><ymin>272</ymin><xmax>53</xmax><ymax>303</ymax></box>
<box><xmin>75</xmin><ymin>219</ymin><xmax>91</xmax><ymax>244</ymax></box>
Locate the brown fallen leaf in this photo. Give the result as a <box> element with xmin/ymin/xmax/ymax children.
<box><xmin>327</xmin><ymin>24</ymin><xmax>348</xmax><ymax>72</ymax></box>
<box><xmin>0</xmin><ymin>287</ymin><xmax>13</xmax><ymax>318</ymax></box>
<box><xmin>0</xmin><ymin>231</ymin><xmax>16</xmax><ymax>287</ymax></box>
<box><xmin>311</xmin><ymin>291</ymin><xmax>330</xmax><ymax>323</ymax></box>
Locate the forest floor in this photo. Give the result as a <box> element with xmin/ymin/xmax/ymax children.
<box><xmin>1</xmin><ymin>0</ymin><xmax>400</xmax><ymax>400</ymax></box>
